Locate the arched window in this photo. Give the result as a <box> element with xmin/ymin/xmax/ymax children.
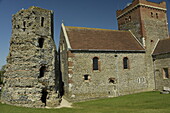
<box><xmin>123</xmin><ymin>57</ymin><xmax>129</xmax><ymax>69</ymax></box>
<box><xmin>38</xmin><ymin>38</ymin><xmax>44</xmax><ymax>48</ymax></box>
<box><xmin>39</xmin><ymin>66</ymin><xmax>46</xmax><ymax>78</ymax></box>
<box><xmin>93</xmin><ymin>57</ymin><xmax>99</xmax><ymax>70</ymax></box>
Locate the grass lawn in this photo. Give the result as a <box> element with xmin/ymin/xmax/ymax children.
<box><xmin>1</xmin><ymin>91</ymin><xmax>170</xmax><ymax>113</ymax></box>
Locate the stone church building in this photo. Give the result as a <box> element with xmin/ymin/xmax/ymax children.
<box><xmin>59</xmin><ymin>0</ymin><xmax>170</xmax><ymax>102</ymax></box>
<box><xmin>1</xmin><ymin>0</ymin><xmax>170</xmax><ymax>108</ymax></box>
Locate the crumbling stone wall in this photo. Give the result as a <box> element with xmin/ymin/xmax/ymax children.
<box><xmin>1</xmin><ymin>7</ymin><xmax>60</xmax><ymax>108</ymax></box>
<box><xmin>62</xmin><ymin>51</ymin><xmax>148</xmax><ymax>102</ymax></box>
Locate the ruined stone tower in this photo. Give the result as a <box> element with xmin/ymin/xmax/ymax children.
<box><xmin>116</xmin><ymin>0</ymin><xmax>169</xmax><ymax>90</ymax></box>
<box><xmin>1</xmin><ymin>6</ymin><xmax>60</xmax><ymax>108</ymax></box>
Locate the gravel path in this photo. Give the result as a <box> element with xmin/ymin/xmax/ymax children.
<box><xmin>56</xmin><ymin>98</ymin><xmax>72</xmax><ymax>108</ymax></box>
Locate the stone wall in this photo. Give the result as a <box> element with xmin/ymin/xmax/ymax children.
<box><xmin>59</xmin><ymin>29</ymin><xmax>69</xmax><ymax>96</ymax></box>
<box><xmin>153</xmin><ymin>54</ymin><xmax>170</xmax><ymax>90</ymax></box>
<box><xmin>1</xmin><ymin>7</ymin><xmax>60</xmax><ymax>108</ymax></box>
<box><xmin>117</xmin><ymin>0</ymin><xmax>169</xmax><ymax>91</ymax></box>
<box><xmin>117</xmin><ymin>8</ymin><xmax>143</xmax><ymax>43</ymax></box>
<box><xmin>63</xmin><ymin>51</ymin><xmax>149</xmax><ymax>102</ymax></box>
<box><xmin>140</xmin><ymin>5</ymin><xmax>169</xmax><ymax>90</ymax></box>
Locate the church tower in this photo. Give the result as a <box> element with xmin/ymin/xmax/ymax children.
<box><xmin>117</xmin><ymin>0</ymin><xmax>169</xmax><ymax>51</ymax></box>
<box><xmin>116</xmin><ymin>0</ymin><xmax>169</xmax><ymax>90</ymax></box>
<box><xmin>1</xmin><ymin>7</ymin><xmax>60</xmax><ymax>108</ymax></box>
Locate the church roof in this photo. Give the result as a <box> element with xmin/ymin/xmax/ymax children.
<box><xmin>64</xmin><ymin>26</ymin><xmax>144</xmax><ymax>51</ymax></box>
<box><xmin>153</xmin><ymin>38</ymin><xmax>170</xmax><ymax>55</ymax></box>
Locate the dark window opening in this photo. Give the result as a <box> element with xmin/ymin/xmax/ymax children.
<box><xmin>16</xmin><ymin>25</ymin><xmax>20</xmax><ymax>29</ymax></box>
<box><xmin>93</xmin><ymin>57</ymin><xmax>99</xmax><ymax>70</ymax></box>
<box><xmin>163</xmin><ymin>68</ymin><xmax>169</xmax><ymax>79</ymax></box>
<box><xmin>23</xmin><ymin>21</ymin><xmax>26</xmax><ymax>28</ymax></box>
<box><xmin>84</xmin><ymin>75</ymin><xmax>89</xmax><ymax>80</ymax></box>
<box><xmin>23</xmin><ymin>21</ymin><xmax>26</xmax><ymax>31</ymax></box>
<box><xmin>23</xmin><ymin>28</ymin><xmax>26</xmax><ymax>31</ymax></box>
<box><xmin>41</xmin><ymin>17</ymin><xmax>44</xmax><ymax>27</ymax></box>
<box><xmin>109</xmin><ymin>77</ymin><xmax>116</xmax><ymax>84</ymax></box>
<box><xmin>41</xmin><ymin>88</ymin><xmax>48</xmax><ymax>106</ymax></box>
<box><xmin>123</xmin><ymin>57</ymin><xmax>129</xmax><ymax>69</ymax></box>
<box><xmin>156</xmin><ymin>13</ymin><xmax>158</xmax><ymax>19</ymax></box>
<box><xmin>39</xmin><ymin>66</ymin><xmax>46</xmax><ymax>78</ymax></box>
<box><xmin>151</xmin><ymin>12</ymin><xmax>154</xmax><ymax>17</ymax></box>
<box><xmin>38</xmin><ymin>38</ymin><xmax>44</xmax><ymax>48</ymax></box>
<box><xmin>129</xmin><ymin>16</ymin><xmax>131</xmax><ymax>21</ymax></box>
<box><xmin>32</xmin><ymin>11</ymin><xmax>35</xmax><ymax>14</ymax></box>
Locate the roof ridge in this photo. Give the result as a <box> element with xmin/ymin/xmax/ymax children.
<box><xmin>65</xmin><ymin>26</ymin><xmax>129</xmax><ymax>32</ymax></box>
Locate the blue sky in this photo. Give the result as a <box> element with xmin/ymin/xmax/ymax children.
<box><xmin>0</xmin><ymin>0</ymin><xmax>170</xmax><ymax>68</ymax></box>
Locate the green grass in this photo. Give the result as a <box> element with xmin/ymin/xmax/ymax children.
<box><xmin>1</xmin><ymin>91</ymin><xmax>170</xmax><ymax>113</ymax></box>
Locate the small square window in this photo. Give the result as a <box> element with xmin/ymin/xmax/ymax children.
<box><xmin>108</xmin><ymin>77</ymin><xmax>116</xmax><ymax>84</ymax></box>
<box><xmin>84</xmin><ymin>74</ymin><xmax>90</xmax><ymax>82</ymax></box>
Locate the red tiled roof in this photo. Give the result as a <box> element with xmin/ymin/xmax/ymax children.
<box><xmin>65</xmin><ymin>26</ymin><xmax>144</xmax><ymax>51</ymax></box>
<box><xmin>153</xmin><ymin>38</ymin><xmax>170</xmax><ymax>55</ymax></box>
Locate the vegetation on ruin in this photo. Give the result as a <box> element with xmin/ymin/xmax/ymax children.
<box><xmin>1</xmin><ymin>91</ymin><xmax>170</xmax><ymax>113</ymax></box>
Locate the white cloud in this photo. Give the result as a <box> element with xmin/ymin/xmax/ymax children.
<box><xmin>125</xmin><ymin>3</ymin><xmax>131</xmax><ymax>8</ymax></box>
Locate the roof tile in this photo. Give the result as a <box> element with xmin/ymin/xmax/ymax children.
<box><xmin>153</xmin><ymin>38</ymin><xmax>170</xmax><ymax>55</ymax></box>
<box><xmin>65</xmin><ymin>26</ymin><xmax>144</xmax><ymax>51</ymax></box>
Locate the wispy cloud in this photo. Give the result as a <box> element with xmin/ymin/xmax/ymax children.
<box><xmin>125</xmin><ymin>3</ymin><xmax>131</xmax><ymax>8</ymax></box>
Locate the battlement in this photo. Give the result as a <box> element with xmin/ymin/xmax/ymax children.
<box><xmin>117</xmin><ymin>0</ymin><xmax>166</xmax><ymax>19</ymax></box>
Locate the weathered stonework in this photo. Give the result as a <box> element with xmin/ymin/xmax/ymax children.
<box><xmin>59</xmin><ymin>0</ymin><xmax>170</xmax><ymax>102</ymax></box>
<box><xmin>1</xmin><ymin>0</ymin><xmax>170</xmax><ymax>107</ymax></box>
<box><xmin>153</xmin><ymin>53</ymin><xmax>170</xmax><ymax>90</ymax></box>
<box><xmin>1</xmin><ymin>7</ymin><xmax>60</xmax><ymax>108</ymax></box>
<box><xmin>62</xmin><ymin>51</ymin><xmax>148</xmax><ymax>102</ymax></box>
<box><xmin>117</xmin><ymin>0</ymin><xmax>169</xmax><ymax>91</ymax></box>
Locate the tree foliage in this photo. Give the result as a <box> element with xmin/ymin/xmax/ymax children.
<box><xmin>0</xmin><ymin>65</ymin><xmax>6</xmax><ymax>84</ymax></box>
